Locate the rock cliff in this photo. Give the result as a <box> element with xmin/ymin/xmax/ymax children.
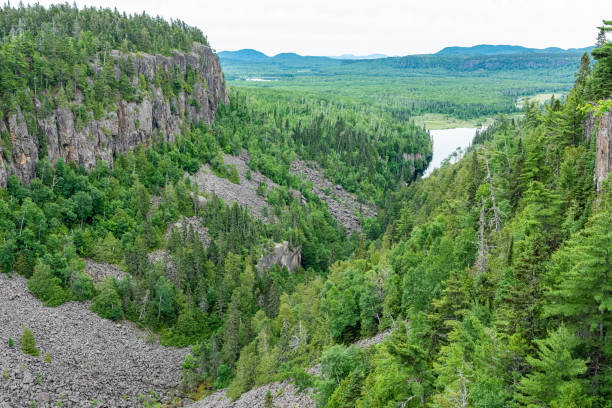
<box><xmin>256</xmin><ymin>241</ymin><xmax>302</xmax><ymax>274</ymax></box>
<box><xmin>0</xmin><ymin>43</ymin><xmax>228</xmax><ymax>187</ymax></box>
<box><xmin>587</xmin><ymin>108</ymin><xmax>612</xmax><ymax>192</ymax></box>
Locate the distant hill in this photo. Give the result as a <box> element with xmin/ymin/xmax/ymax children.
<box><xmin>436</xmin><ymin>44</ymin><xmax>593</xmax><ymax>56</ymax></box>
<box><xmin>219</xmin><ymin>46</ymin><xmax>593</xmax><ymax>65</ymax></box>
<box><xmin>330</xmin><ymin>54</ymin><xmax>389</xmax><ymax>60</ymax></box>
<box><xmin>219</xmin><ymin>49</ymin><xmax>389</xmax><ymax>62</ymax></box>
<box><xmin>217</xmin><ymin>49</ymin><xmax>270</xmax><ymax>61</ymax></box>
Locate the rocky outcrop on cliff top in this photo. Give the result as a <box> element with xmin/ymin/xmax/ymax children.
<box><xmin>290</xmin><ymin>159</ymin><xmax>377</xmax><ymax>235</ymax></box>
<box><xmin>0</xmin><ymin>43</ymin><xmax>228</xmax><ymax>187</ymax></box>
<box><xmin>0</xmin><ymin>274</ymin><xmax>187</xmax><ymax>407</ymax></box>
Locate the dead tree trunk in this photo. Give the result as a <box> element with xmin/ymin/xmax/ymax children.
<box><xmin>482</xmin><ymin>147</ymin><xmax>501</xmax><ymax>238</ymax></box>
<box><xmin>475</xmin><ymin>198</ymin><xmax>488</xmax><ymax>274</ymax></box>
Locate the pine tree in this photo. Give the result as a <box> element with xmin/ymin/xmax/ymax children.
<box><xmin>21</xmin><ymin>325</ymin><xmax>39</xmax><ymax>357</ymax></box>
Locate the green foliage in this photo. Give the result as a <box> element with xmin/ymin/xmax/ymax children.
<box><xmin>181</xmin><ymin>353</ymin><xmax>199</xmax><ymax>394</ymax></box>
<box><xmin>91</xmin><ymin>278</ymin><xmax>123</xmax><ymax>321</ymax></box>
<box><xmin>215</xmin><ymin>88</ymin><xmax>431</xmax><ymax>204</ymax></box>
<box><xmin>28</xmin><ymin>262</ymin><xmax>72</xmax><ymax>307</ymax></box>
<box><xmin>264</xmin><ymin>391</ymin><xmax>274</xmax><ymax>408</ymax></box>
<box><xmin>21</xmin><ymin>325</ymin><xmax>39</xmax><ymax>357</ymax></box>
<box><xmin>8</xmin><ymin>338</ymin><xmax>13</xmax><ymax>347</ymax></box>
<box><xmin>71</xmin><ymin>272</ymin><xmax>94</xmax><ymax>301</ymax></box>
<box><xmin>515</xmin><ymin>326</ymin><xmax>590</xmax><ymax>407</ymax></box>
<box><xmin>0</xmin><ymin>7</ymin><xmax>611</xmax><ymax>405</ymax></box>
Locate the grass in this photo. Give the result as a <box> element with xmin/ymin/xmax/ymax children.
<box><xmin>412</xmin><ymin>113</ymin><xmax>496</xmax><ymax>130</ymax></box>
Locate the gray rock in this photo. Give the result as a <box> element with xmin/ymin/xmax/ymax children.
<box><xmin>587</xmin><ymin>108</ymin><xmax>612</xmax><ymax>192</ymax></box>
<box><xmin>0</xmin><ymin>274</ymin><xmax>187</xmax><ymax>407</ymax></box>
<box><xmin>0</xmin><ymin>44</ymin><xmax>228</xmax><ymax>187</ymax></box>
<box><xmin>189</xmin><ymin>151</ymin><xmax>281</xmax><ymax>221</ymax></box>
<box><xmin>257</xmin><ymin>241</ymin><xmax>301</xmax><ymax>274</ymax></box>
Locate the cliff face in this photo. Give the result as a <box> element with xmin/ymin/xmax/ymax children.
<box><xmin>0</xmin><ymin>43</ymin><xmax>228</xmax><ymax>187</ymax></box>
<box><xmin>589</xmin><ymin>108</ymin><xmax>612</xmax><ymax>192</ymax></box>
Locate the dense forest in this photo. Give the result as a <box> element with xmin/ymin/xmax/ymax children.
<box><xmin>200</xmin><ymin>21</ymin><xmax>612</xmax><ymax>406</ymax></box>
<box><xmin>1</xmin><ymin>3</ymin><xmax>612</xmax><ymax>408</ymax></box>
<box><xmin>214</xmin><ymin>88</ymin><xmax>431</xmax><ymax>204</ymax></box>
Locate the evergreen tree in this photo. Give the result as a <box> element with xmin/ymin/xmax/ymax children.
<box><xmin>21</xmin><ymin>325</ymin><xmax>39</xmax><ymax>357</ymax></box>
<box><xmin>515</xmin><ymin>326</ymin><xmax>589</xmax><ymax>407</ymax></box>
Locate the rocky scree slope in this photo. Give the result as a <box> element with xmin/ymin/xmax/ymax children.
<box><xmin>0</xmin><ymin>43</ymin><xmax>228</xmax><ymax>187</ymax></box>
<box><xmin>0</xmin><ymin>274</ymin><xmax>187</xmax><ymax>407</ymax></box>
<box><xmin>188</xmin><ymin>150</ymin><xmax>282</xmax><ymax>221</ymax></box>
<box><xmin>290</xmin><ymin>159</ymin><xmax>377</xmax><ymax>235</ymax></box>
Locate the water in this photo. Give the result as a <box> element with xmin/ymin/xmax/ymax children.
<box><xmin>424</xmin><ymin>127</ymin><xmax>482</xmax><ymax>177</ymax></box>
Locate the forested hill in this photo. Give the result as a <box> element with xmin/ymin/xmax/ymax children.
<box><xmin>435</xmin><ymin>43</ymin><xmax>593</xmax><ymax>55</ymax></box>
<box><xmin>0</xmin><ymin>3</ymin><xmax>228</xmax><ymax>187</ymax></box>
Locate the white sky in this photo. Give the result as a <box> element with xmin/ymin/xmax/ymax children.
<box><xmin>23</xmin><ymin>0</ymin><xmax>611</xmax><ymax>56</ymax></box>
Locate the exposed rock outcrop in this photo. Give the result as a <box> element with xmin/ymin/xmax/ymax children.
<box><xmin>290</xmin><ymin>159</ymin><xmax>377</xmax><ymax>235</ymax></box>
<box><xmin>591</xmin><ymin>108</ymin><xmax>612</xmax><ymax>192</ymax></box>
<box><xmin>167</xmin><ymin>215</ymin><xmax>211</xmax><ymax>247</ymax></box>
<box><xmin>256</xmin><ymin>241</ymin><xmax>301</xmax><ymax>274</ymax></box>
<box><xmin>0</xmin><ymin>274</ymin><xmax>187</xmax><ymax>407</ymax></box>
<box><xmin>0</xmin><ymin>43</ymin><xmax>228</xmax><ymax>187</ymax></box>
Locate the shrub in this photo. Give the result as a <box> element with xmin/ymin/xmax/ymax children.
<box><xmin>8</xmin><ymin>338</ymin><xmax>13</xmax><ymax>347</ymax></box>
<box><xmin>21</xmin><ymin>326</ymin><xmax>39</xmax><ymax>357</ymax></box>
<box><xmin>28</xmin><ymin>262</ymin><xmax>71</xmax><ymax>307</ymax></box>
<box><xmin>227</xmin><ymin>165</ymin><xmax>240</xmax><ymax>184</ymax></box>
<box><xmin>45</xmin><ymin>352</ymin><xmax>51</xmax><ymax>363</ymax></box>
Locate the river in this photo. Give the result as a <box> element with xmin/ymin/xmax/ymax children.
<box><xmin>424</xmin><ymin>127</ymin><xmax>483</xmax><ymax>177</ymax></box>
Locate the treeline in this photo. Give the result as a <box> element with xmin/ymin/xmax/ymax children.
<box><xmin>0</xmin><ymin>3</ymin><xmax>206</xmax><ymax>115</ymax></box>
<box><xmin>203</xmin><ymin>24</ymin><xmax>612</xmax><ymax>406</ymax></box>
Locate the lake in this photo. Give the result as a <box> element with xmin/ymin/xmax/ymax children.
<box><xmin>424</xmin><ymin>127</ymin><xmax>482</xmax><ymax>177</ymax></box>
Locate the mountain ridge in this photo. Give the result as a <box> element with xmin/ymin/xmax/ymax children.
<box><xmin>435</xmin><ymin>43</ymin><xmax>594</xmax><ymax>55</ymax></box>
<box><xmin>218</xmin><ymin>44</ymin><xmax>593</xmax><ymax>62</ymax></box>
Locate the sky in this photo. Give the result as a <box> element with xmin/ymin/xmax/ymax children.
<box><xmin>22</xmin><ymin>0</ymin><xmax>611</xmax><ymax>56</ymax></box>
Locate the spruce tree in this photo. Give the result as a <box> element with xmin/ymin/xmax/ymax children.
<box><xmin>515</xmin><ymin>326</ymin><xmax>589</xmax><ymax>407</ymax></box>
<box><xmin>21</xmin><ymin>326</ymin><xmax>39</xmax><ymax>357</ymax></box>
